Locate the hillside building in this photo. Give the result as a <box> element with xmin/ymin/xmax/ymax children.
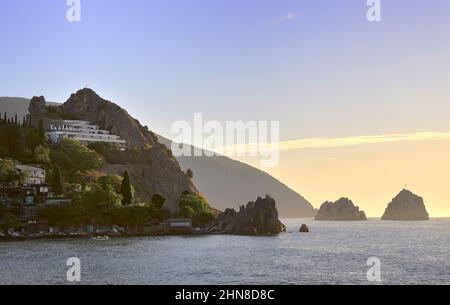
<box><xmin>46</xmin><ymin>120</ymin><xmax>126</xmax><ymax>148</ymax></box>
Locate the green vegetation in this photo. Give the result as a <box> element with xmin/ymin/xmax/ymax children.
<box><xmin>0</xmin><ymin>159</ymin><xmax>19</xmax><ymax>186</ymax></box>
<box><xmin>88</xmin><ymin>142</ymin><xmax>152</xmax><ymax>165</ymax></box>
<box><xmin>44</xmin><ymin>106</ymin><xmax>78</xmax><ymax>120</ymax></box>
<box><xmin>51</xmin><ymin>165</ymin><xmax>64</xmax><ymax>195</ymax></box>
<box><xmin>50</xmin><ymin>139</ymin><xmax>105</xmax><ymax>179</ymax></box>
<box><xmin>2</xmin><ymin>213</ymin><xmax>21</xmax><ymax>230</ymax></box>
<box><xmin>0</xmin><ymin>115</ymin><xmax>218</xmax><ymax>233</ymax></box>
<box><xmin>33</xmin><ymin>145</ymin><xmax>51</xmax><ymax>165</ymax></box>
<box><xmin>0</xmin><ymin>115</ymin><xmax>48</xmax><ymax>164</ymax></box>
<box><xmin>179</xmin><ymin>193</ymin><xmax>216</xmax><ymax>226</ymax></box>
<box><xmin>151</xmin><ymin>194</ymin><xmax>166</xmax><ymax>209</ymax></box>
<box><xmin>120</xmin><ymin>171</ymin><xmax>133</xmax><ymax>206</ymax></box>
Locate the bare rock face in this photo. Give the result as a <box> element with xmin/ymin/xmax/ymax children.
<box><xmin>382</xmin><ymin>189</ymin><xmax>429</xmax><ymax>221</ymax></box>
<box><xmin>315</xmin><ymin>198</ymin><xmax>367</xmax><ymax>221</ymax></box>
<box><xmin>29</xmin><ymin>96</ymin><xmax>47</xmax><ymax>126</ymax></box>
<box><xmin>215</xmin><ymin>196</ymin><xmax>286</xmax><ymax>235</ymax></box>
<box><xmin>62</xmin><ymin>88</ymin><xmax>155</xmax><ymax>147</ymax></box>
<box><xmin>102</xmin><ymin>142</ymin><xmax>198</xmax><ymax>212</ymax></box>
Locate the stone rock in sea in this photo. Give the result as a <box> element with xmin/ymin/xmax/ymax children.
<box><xmin>315</xmin><ymin>197</ymin><xmax>367</xmax><ymax>221</ymax></box>
<box><xmin>381</xmin><ymin>189</ymin><xmax>429</xmax><ymax>221</ymax></box>
<box><xmin>215</xmin><ymin>195</ymin><xmax>286</xmax><ymax>235</ymax></box>
<box><xmin>299</xmin><ymin>224</ymin><xmax>309</xmax><ymax>233</ymax></box>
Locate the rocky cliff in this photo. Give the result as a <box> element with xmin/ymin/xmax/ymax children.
<box><xmin>315</xmin><ymin>197</ymin><xmax>367</xmax><ymax>221</ymax></box>
<box><xmin>215</xmin><ymin>195</ymin><xmax>286</xmax><ymax>235</ymax></box>
<box><xmin>29</xmin><ymin>88</ymin><xmax>199</xmax><ymax>211</ymax></box>
<box><xmin>382</xmin><ymin>189</ymin><xmax>429</xmax><ymax>221</ymax></box>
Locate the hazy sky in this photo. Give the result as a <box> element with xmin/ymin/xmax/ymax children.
<box><xmin>1</xmin><ymin>0</ymin><xmax>450</xmax><ymax>216</ymax></box>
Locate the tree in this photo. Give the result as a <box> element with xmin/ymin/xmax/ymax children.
<box><xmin>50</xmin><ymin>139</ymin><xmax>105</xmax><ymax>179</ymax></box>
<box><xmin>71</xmin><ymin>184</ymin><xmax>122</xmax><ymax>225</ymax></box>
<box><xmin>179</xmin><ymin>193</ymin><xmax>209</xmax><ymax>214</ymax></box>
<box><xmin>0</xmin><ymin>203</ymin><xmax>5</xmax><ymax>218</ymax></box>
<box><xmin>180</xmin><ymin>205</ymin><xmax>195</xmax><ymax>218</ymax></box>
<box><xmin>39</xmin><ymin>204</ymin><xmax>83</xmax><ymax>228</ymax></box>
<box><xmin>3</xmin><ymin>213</ymin><xmax>21</xmax><ymax>230</ymax></box>
<box><xmin>193</xmin><ymin>211</ymin><xmax>216</xmax><ymax>227</ymax></box>
<box><xmin>37</xmin><ymin>119</ymin><xmax>46</xmax><ymax>143</ymax></box>
<box><xmin>186</xmin><ymin>169</ymin><xmax>194</xmax><ymax>179</ymax></box>
<box><xmin>33</xmin><ymin>145</ymin><xmax>51</xmax><ymax>164</ymax></box>
<box><xmin>98</xmin><ymin>174</ymin><xmax>123</xmax><ymax>194</ymax></box>
<box><xmin>0</xmin><ymin>159</ymin><xmax>19</xmax><ymax>187</ymax></box>
<box><xmin>120</xmin><ymin>171</ymin><xmax>133</xmax><ymax>206</ymax></box>
<box><xmin>151</xmin><ymin>194</ymin><xmax>166</xmax><ymax>209</ymax></box>
<box><xmin>51</xmin><ymin>166</ymin><xmax>64</xmax><ymax>195</ymax></box>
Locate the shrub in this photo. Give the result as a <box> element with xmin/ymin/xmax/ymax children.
<box><xmin>151</xmin><ymin>194</ymin><xmax>166</xmax><ymax>209</ymax></box>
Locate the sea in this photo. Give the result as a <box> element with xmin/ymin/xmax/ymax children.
<box><xmin>1</xmin><ymin>219</ymin><xmax>449</xmax><ymax>285</ymax></box>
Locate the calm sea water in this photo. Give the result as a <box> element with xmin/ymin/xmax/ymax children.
<box><xmin>1</xmin><ymin>219</ymin><xmax>449</xmax><ymax>285</ymax></box>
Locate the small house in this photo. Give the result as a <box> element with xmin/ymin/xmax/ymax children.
<box><xmin>162</xmin><ymin>218</ymin><xmax>193</xmax><ymax>235</ymax></box>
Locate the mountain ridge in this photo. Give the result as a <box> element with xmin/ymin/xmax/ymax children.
<box><xmin>158</xmin><ymin>136</ymin><xmax>316</xmax><ymax>217</ymax></box>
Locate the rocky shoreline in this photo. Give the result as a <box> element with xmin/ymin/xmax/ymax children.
<box><xmin>0</xmin><ymin>230</ymin><xmax>227</xmax><ymax>243</ymax></box>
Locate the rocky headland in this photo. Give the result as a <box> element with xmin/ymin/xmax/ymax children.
<box><xmin>29</xmin><ymin>89</ymin><xmax>198</xmax><ymax>211</ymax></box>
<box><xmin>215</xmin><ymin>196</ymin><xmax>286</xmax><ymax>235</ymax></box>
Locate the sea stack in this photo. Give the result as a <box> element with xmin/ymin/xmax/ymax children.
<box><xmin>315</xmin><ymin>198</ymin><xmax>367</xmax><ymax>221</ymax></box>
<box><xmin>299</xmin><ymin>224</ymin><xmax>309</xmax><ymax>233</ymax></box>
<box><xmin>381</xmin><ymin>189</ymin><xmax>429</xmax><ymax>221</ymax></box>
<box><xmin>215</xmin><ymin>195</ymin><xmax>286</xmax><ymax>235</ymax></box>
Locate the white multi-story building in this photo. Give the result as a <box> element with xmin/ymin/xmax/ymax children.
<box><xmin>15</xmin><ymin>165</ymin><xmax>46</xmax><ymax>185</ymax></box>
<box><xmin>46</xmin><ymin>120</ymin><xmax>127</xmax><ymax>148</ymax></box>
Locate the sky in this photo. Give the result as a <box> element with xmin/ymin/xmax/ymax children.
<box><xmin>1</xmin><ymin>0</ymin><xmax>450</xmax><ymax>216</ymax></box>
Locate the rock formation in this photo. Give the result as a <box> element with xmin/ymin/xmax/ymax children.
<box><xmin>61</xmin><ymin>89</ymin><xmax>155</xmax><ymax>147</ymax></box>
<box><xmin>315</xmin><ymin>197</ymin><xmax>367</xmax><ymax>221</ymax></box>
<box><xmin>381</xmin><ymin>189</ymin><xmax>429</xmax><ymax>221</ymax></box>
<box><xmin>299</xmin><ymin>224</ymin><xmax>309</xmax><ymax>233</ymax></box>
<box><xmin>215</xmin><ymin>196</ymin><xmax>286</xmax><ymax>235</ymax></box>
<box><xmin>29</xmin><ymin>88</ymin><xmax>199</xmax><ymax>211</ymax></box>
<box><xmin>28</xmin><ymin>96</ymin><xmax>46</xmax><ymax>126</ymax></box>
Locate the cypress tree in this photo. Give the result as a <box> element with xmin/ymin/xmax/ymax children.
<box><xmin>37</xmin><ymin>119</ymin><xmax>46</xmax><ymax>143</ymax></box>
<box><xmin>120</xmin><ymin>171</ymin><xmax>133</xmax><ymax>206</ymax></box>
<box><xmin>51</xmin><ymin>166</ymin><xmax>64</xmax><ymax>195</ymax></box>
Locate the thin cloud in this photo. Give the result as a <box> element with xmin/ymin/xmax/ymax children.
<box><xmin>272</xmin><ymin>12</ymin><xmax>300</xmax><ymax>25</ymax></box>
<box><xmin>217</xmin><ymin>132</ymin><xmax>450</xmax><ymax>154</ymax></box>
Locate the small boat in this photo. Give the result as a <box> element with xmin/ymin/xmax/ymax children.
<box><xmin>91</xmin><ymin>235</ymin><xmax>110</xmax><ymax>241</ymax></box>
